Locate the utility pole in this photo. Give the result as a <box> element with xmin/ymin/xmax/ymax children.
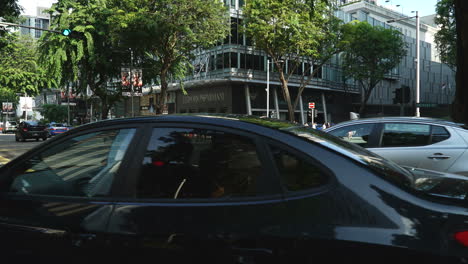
<box><xmin>130</xmin><ymin>49</ymin><xmax>134</xmax><ymax>117</ymax></box>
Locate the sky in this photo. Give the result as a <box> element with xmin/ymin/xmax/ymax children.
<box><xmin>378</xmin><ymin>0</ymin><xmax>439</xmax><ymax>17</ymax></box>
<box><xmin>17</xmin><ymin>0</ymin><xmax>439</xmax><ymax>17</ymax></box>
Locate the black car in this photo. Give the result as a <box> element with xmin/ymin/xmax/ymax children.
<box><xmin>0</xmin><ymin>114</ymin><xmax>468</xmax><ymax>263</ymax></box>
<box><xmin>15</xmin><ymin>121</ymin><xmax>48</xmax><ymax>142</ymax></box>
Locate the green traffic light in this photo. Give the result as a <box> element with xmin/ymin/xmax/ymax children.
<box><xmin>62</xmin><ymin>29</ymin><xmax>72</xmax><ymax>36</ymax></box>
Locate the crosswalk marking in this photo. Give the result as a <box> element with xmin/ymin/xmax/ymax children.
<box><xmin>0</xmin><ymin>156</ymin><xmax>10</xmax><ymax>165</ymax></box>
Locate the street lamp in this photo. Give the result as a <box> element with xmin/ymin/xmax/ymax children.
<box><xmin>387</xmin><ymin>10</ymin><xmax>420</xmax><ymax>117</ymax></box>
<box><xmin>266</xmin><ymin>59</ymin><xmax>270</xmax><ymax>118</ymax></box>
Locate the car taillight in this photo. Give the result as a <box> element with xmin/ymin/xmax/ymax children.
<box><xmin>152</xmin><ymin>161</ymin><xmax>165</xmax><ymax>167</ymax></box>
<box><xmin>23</xmin><ymin>128</ymin><xmax>28</xmax><ymax>132</ymax></box>
<box><xmin>454</xmin><ymin>231</ymin><xmax>468</xmax><ymax>247</ymax></box>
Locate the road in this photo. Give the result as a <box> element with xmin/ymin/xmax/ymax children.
<box><xmin>0</xmin><ymin>133</ymin><xmax>45</xmax><ymax>165</ymax></box>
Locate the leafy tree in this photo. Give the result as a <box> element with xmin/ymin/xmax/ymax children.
<box><xmin>243</xmin><ymin>0</ymin><xmax>344</xmax><ymax>122</ymax></box>
<box><xmin>0</xmin><ymin>0</ymin><xmax>21</xmax><ymax>18</ymax></box>
<box><xmin>341</xmin><ymin>21</ymin><xmax>406</xmax><ymax>116</ymax></box>
<box><xmin>451</xmin><ymin>0</ymin><xmax>468</xmax><ymax>123</ymax></box>
<box><xmin>38</xmin><ymin>0</ymin><xmax>126</xmax><ymax>119</ymax></box>
<box><xmin>110</xmin><ymin>0</ymin><xmax>230</xmax><ymax>114</ymax></box>
<box><xmin>39</xmin><ymin>104</ymin><xmax>68</xmax><ymax>123</ymax></box>
<box><xmin>434</xmin><ymin>0</ymin><xmax>456</xmax><ymax>70</ymax></box>
<box><xmin>0</xmin><ymin>33</ymin><xmax>55</xmax><ymax>100</ymax></box>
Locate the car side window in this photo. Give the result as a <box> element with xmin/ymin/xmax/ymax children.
<box><xmin>137</xmin><ymin>128</ymin><xmax>262</xmax><ymax>199</ymax></box>
<box><xmin>8</xmin><ymin>128</ymin><xmax>136</xmax><ymax>197</ymax></box>
<box><xmin>270</xmin><ymin>146</ymin><xmax>328</xmax><ymax>192</ymax></box>
<box><xmin>328</xmin><ymin>124</ymin><xmax>375</xmax><ymax>147</ymax></box>
<box><xmin>381</xmin><ymin>123</ymin><xmax>430</xmax><ymax>147</ymax></box>
<box><xmin>431</xmin><ymin>125</ymin><xmax>450</xmax><ymax>144</ymax></box>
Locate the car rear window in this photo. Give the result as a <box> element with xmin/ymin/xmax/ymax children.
<box><xmin>283</xmin><ymin>126</ymin><xmax>414</xmax><ymax>189</ymax></box>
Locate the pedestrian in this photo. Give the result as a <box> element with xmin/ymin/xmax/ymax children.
<box><xmin>312</xmin><ymin>123</ymin><xmax>317</xmax><ymax>129</ymax></box>
<box><xmin>322</xmin><ymin>123</ymin><xmax>326</xmax><ymax>130</ymax></box>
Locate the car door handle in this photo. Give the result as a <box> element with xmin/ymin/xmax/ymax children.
<box><xmin>428</xmin><ymin>153</ymin><xmax>451</xmax><ymax>160</ymax></box>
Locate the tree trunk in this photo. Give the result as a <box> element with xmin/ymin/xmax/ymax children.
<box><xmin>279</xmin><ymin>71</ymin><xmax>294</xmax><ymax>122</ymax></box>
<box><xmin>451</xmin><ymin>0</ymin><xmax>468</xmax><ymax>123</ymax></box>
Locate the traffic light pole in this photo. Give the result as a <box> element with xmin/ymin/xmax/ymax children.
<box><xmin>0</xmin><ymin>21</ymin><xmax>63</xmax><ymax>34</ymax></box>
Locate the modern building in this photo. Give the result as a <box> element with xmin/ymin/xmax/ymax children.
<box><xmin>340</xmin><ymin>0</ymin><xmax>455</xmax><ymax>119</ymax></box>
<box><xmin>19</xmin><ymin>7</ymin><xmax>50</xmax><ymax>39</ymax></box>
<box><xmin>144</xmin><ymin>0</ymin><xmax>454</xmax><ymax>123</ymax></box>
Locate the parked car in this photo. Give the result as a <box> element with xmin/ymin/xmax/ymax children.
<box><xmin>325</xmin><ymin>116</ymin><xmax>468</xmax><ymax>176</ymax></box>
<box><xmin>46</xmin><ymin>122</ymin><xmax>70</xmax><ymax>137</ymax></box>
<box><xmin>1</xmin><ymin>115</ymin><xmax>468</xmax><ymax>263</ymax></box>
<box><xmin>14</xmin><ymin>121</ymin><xmax>48</xmax><ymax>142</ymax></box>
<box><xmin>2</xmin><ymin>121</ymin><xmax>17</xmax><ymax>134</ymax></box>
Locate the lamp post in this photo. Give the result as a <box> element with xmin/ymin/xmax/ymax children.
<box><xmin>387</xmin><ymin>10</ymin><xmax>420</xmax><ymax>117</ymax></box>
<box><xmin>266</xmin><ymin>59</ymin><xmax>270</xmax><ymax>118</ymax></box>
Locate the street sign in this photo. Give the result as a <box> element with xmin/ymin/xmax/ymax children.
<box><xmin>308</xmin><ymin>102</ymin><xmax>315</xmax><ymax>109</ymax></box>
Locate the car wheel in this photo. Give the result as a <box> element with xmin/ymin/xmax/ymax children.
<box><xmin>36</xmin><ymin>138</ymin><xmax>40</xmax><ymax>141</ymax></box>
<box><xmin>42</xmin><ymin>136</ymin><xmax>47</xmax><ymax>141</ymax></box>
<box><xmin>21</xmin><ymin>135</ymin><xmax>26</xmax><ymax>142</ymax></box>
<box><xmin>15</xmin><ymin>135</ymin><xmax>19</xmax><ymax>142</ymax></box>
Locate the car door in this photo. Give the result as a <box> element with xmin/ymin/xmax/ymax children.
<box><xmin>106</xmin><ymin>124</ymin><xmax>290</xmax><ymax>263</ymax></box>
<box><xmin>370</xmin><ymin>123</ymin><xmax>466</xmax><ymax>172</ymax></box>
<box><xmin>0</xmin><ymin>126</ymin><xmax>138</xmax><ymax>262</ymax></box>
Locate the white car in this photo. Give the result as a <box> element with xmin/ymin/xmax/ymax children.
<box><xmin>2</xmin><ymin>121</ymin><xmax>17</xmax><ymax>134</ymax></box>
<box><xmin>325</xmin><ymin>117</ymin><xmax>468</xmax><ymax>176</ymax></box>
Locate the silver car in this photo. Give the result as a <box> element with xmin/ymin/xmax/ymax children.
<box><xmin>325</xmin><ymin>117</ymin><xmax>468</xmax><ymax>176</ymax></box>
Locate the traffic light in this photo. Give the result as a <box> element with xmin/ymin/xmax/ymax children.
<box><xmin>61</xmin><ymin>29</ymin><xmax>72</xmax><ymax>36</ymax></box>
<box><xmin>61</xmin><ymin>29</ymin><xmax>84</xmax><ymax>39</ymax></box>
<box><xmin>393</xmin><ymin>88</ymin><xmax>402</xmax><ymax>104</ymax></box>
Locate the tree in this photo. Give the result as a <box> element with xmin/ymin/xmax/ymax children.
<box><xmin>39</xmin><ymin>104</ymin><xmax>68</xmax><ymax>123</ymax></box>
<box><xmin>0</xmin><ymin>0</ymin><xmax>21</xmax><ymax>18</ymax></box>
<box><xmin>110</xmin><ymin>0</ymin><xmax>230</xmax><ymax>114</ymax></box>
<box><xmin>38</xmin><ymin>0</ymin><xmax>127</xmax><ymax>120</ymax></box>
<box><xmin>434</xmin><ymin>0</ymin><xmax>456</xmax><ymax>70</ymax></box>
<box><xmin>341</xmin><ymin>21</ymin><xmax>406</xmax><ymax>116</ymax></box>
<box><xmin>451</xmin><ymin>0</ymin><xmax>468</xmax><ymax>123</ymax></box>
<box><xmin>243</xmin><ymin>0</ymin><xmax>344</xmax><ymax>122</ymax></box>
<box><xmin>0</xmin><ymin>33</ymin><xmax>55</xmax><ymax>99</ymax></box>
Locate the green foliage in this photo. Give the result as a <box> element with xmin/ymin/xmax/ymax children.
<box><xmin>341</xmin><ymin>21</ymin><xmax>407</xmax><ymax>115</ymax></box>
<box><xmin>243</xmin><ymin>0</ymin><xmax>343</xmax><ymax>121</ymax></box>
<box><xmin>39</xmin><ymin>104</ymin><xmax>68</xmax><ymax>123</ymax></box>
<box><xmin>0</xmin><ymin>0</ymin><xmax>22</xmax><ymax>21</ymax></box>
<box><xmin>109</xmin><ymin>0</ymin><xmax>230</xmax><ymax>113</ymax></box>
<box><xmin>0</xmin><ymin>33</ymin><xmax>55</xmax><ymax>98</ymax></box>
<box><xmin>38</xmin><ymin>0</ymin><xmax>126</xmax><ymax>119</ymax></box>
<box><xmin>434</xmin><ymin>0</ymin><xmax>456</xmax><ymax>70</ymax></box>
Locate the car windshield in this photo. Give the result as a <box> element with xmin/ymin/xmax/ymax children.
<box><xmin>26</xmin><ymin>121</ymin><xmax>42</xmax><ymax>126</ymax></box>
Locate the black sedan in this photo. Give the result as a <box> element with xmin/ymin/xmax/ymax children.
<box><xmin>15</xmin><ymin>120</ymin><xmax>48</xmax><ymax>142</ymax></box>
<box><xmin>0</xmin><ymin>114</ymin><xmax>467</xmax><ymax>263</ymax></box>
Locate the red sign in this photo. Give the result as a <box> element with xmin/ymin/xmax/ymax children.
<box><xmin>308</xmin><ymin>102</ymin><xmax>315</xmax><ymax>109</ymax></box>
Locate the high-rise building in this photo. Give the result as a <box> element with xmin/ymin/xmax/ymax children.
<box><xmin>146</xmin><ymin>0</ymin><xmax>454</xmax><ymax>123</ymax></box>
<box><xmin>19</xmin><ymin>7</ymin><xmax>50</xmax><ymax>39</ymax></box>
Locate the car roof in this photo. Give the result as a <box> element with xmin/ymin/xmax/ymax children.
<box><xmin>73</xmin><ymin>114</ymin><xmax>302</xmax><ymax>135</ymax></box>
<box><xmin>329</xmin><ymin>116</ymin><xmax>465</xmax><ymax>129</ymax></box>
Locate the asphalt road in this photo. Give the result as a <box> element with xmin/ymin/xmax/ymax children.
<box><xmin>0</xmin><ymin>133</ymin><xmax>46</xmax><ymax>164</ymax></box>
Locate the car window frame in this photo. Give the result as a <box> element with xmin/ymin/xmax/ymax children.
<box><xmin>118</xmin><ymin>122</ymin><xmax>284</xmax><ymax>203</ymax></box>
<box><xmin>375</xmin><ymin>122</ymin><xmax>450</xmax><ymax>148</ymax></box>
<box><xmin>327</xmin><ymin>122</ymin><xmax>380</xmax><ymax>148</ymax></box>
<box><xmin>0</xmin><ymin>123</ymin><xmax>144</xmax><ymax>201</ymax></box>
